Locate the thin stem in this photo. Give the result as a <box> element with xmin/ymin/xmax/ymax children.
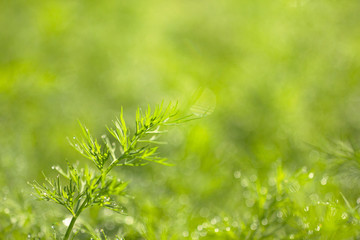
<box><xmin>63</xmin><ymin>215</ymin><xmax>78</xmax><ymax>240</ymax></box>
<box><xmin>63</xmin><ymin>198</ymin><xmax>88</xmax><ymax>240</ymax></box>
<box><xmin>104</xmin><ymin>154</ymin><xmax>126</xmax><ymax>176</ymax></box>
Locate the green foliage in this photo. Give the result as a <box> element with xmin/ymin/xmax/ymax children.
<box><xmin>2</xmin><ymin>0</ymin><xmax>360</xmax><ymax>239</ymax></box>
<box><xmin>29</xmin><ymin>103</ymin><xmax>193</xmax><ymax>239</ymax></box>
<box><xmin>182</xmin><ymin>164</ymin><xmax>360</xmax><ymax>240</ymax></box>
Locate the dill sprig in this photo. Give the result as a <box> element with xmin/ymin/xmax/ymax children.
<box><xmin>30</xmin><ymin>103</ymin><xmax>196</xmax><ymax>240</ymax></box>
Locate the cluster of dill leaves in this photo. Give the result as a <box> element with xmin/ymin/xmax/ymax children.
<box><xmin>30</xmin><ymin>103</ymin><xmax>197</xmax><ymax>240</ymax></box>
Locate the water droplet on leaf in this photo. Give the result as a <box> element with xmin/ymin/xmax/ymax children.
<box><xmin>320</xmin><ymin>176</ymin><xmax>328</xmax><ymax>185</ymax></box>
<box><xmin>233</xmin><ymin>171</ymin><xmax>241</xmax><ymax>179</ymax></box>
<box><xmin>261</xmin><ymin>218</ymin><xmax>268</xmax><ymax>225</ymax></box>
<box><xmin>250</xmin><ymin>222</ymin><xmax>258</xmax><ymax>230</ymax></box>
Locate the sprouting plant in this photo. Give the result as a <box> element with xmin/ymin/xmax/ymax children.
<box><xmin>30</xmin><ymin>103</ymin><xmax>195</xmax><ymax>240</ymax></box>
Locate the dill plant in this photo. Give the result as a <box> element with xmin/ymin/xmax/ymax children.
<box><xmin>30</xmin><ymin>103</ymin><xmax>195</xmax><ymax>240</ymax></box>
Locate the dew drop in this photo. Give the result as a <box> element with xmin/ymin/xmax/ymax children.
<box><xmin>233</xmin><ymin>171</ymin><xmax>241</xmax><ymax>179</ymax></box>
<box><xmin>260</xmin><ymin>187</ymin><xmax>267</xmax><ymax>195</ymax></box>
<box><xmin>268</xmin><ymin>177</ymin><xmax>276</xmax><ymax>186</ymax></box>
<box><xmin>320</xmin><ymin>176</ymin><xmax>328</xmax><ymax>185</ymax></box>
<box><xmin>202</xmin><ymin>222</ymin><xmax>210</xmax><ymax>228</ymax></box>
<box><xmin>241</xmin><ymin>178</ymin><xmax>249</xmax><ymax>187</ymax></box>
<box><xmin>308</xmin><ymin>172</ymin><xmax>314</xmax><ymax>179</ymax></box>
<box><xmin>250</xmin><ymin>222</ymin><xmax>258</xmax><ymax>230</ymax></box>
<box><xmin>124</xmin><ymin>216</ymin><xmax>134</xmax><ymax>225</ymax></box>
<box><xmin>261</xmin><ymin>218</ymin><xmax>268</xmax><ymax>226</ymax></box>
<box><xmin>246</xmin><ymin>199</ymin><xmax>255</xmax><ymax>208</ymax></box>
<box><xmin>214</xmin><ymin>228</ymin><xmax>219</xmax><ymax>233</ymax></box>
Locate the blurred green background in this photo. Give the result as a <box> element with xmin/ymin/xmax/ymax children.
<box><xmin>2</xmin><ymin>0</ymin><xmax>360</xmax><ymax>239</ymax></box>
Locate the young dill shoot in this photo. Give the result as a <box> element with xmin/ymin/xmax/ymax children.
<box><xmin>30</xmin><ymin>103</ymin><xmax>196</xmax><ymax>240</ymax></box>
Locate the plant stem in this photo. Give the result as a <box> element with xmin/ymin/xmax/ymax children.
<box><xmin>63</xmin><ymin>215</ymin><xmax>78</xmax><ymax>240</ymax></box>
<box><xmin>63</xmin><ymin>198</ymin><xmax>88</xmax><ymax>240</ymax></box>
